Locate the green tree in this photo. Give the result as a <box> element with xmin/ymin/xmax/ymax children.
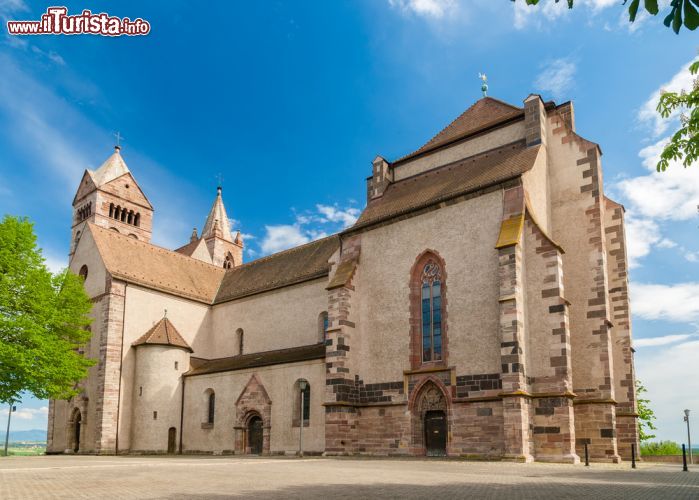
<box><xmin>514</xmin><ymin>0</ymin><xmax>699</xmax><ymax>171</ymax></box>
<box><xmin>656</xmin><ymin>59</ymin><xmax>699</xmax><ymax>171</ymax></box>
<box><xmin>636</xmin><ymin>380</ymin><xmax>657</xmax><ymax>442</ymax></box>
<box><xmin>640</xmin><ymin>440</ymin><xmax>682</xmax><ymax>455</ymax></box>
<box><xmin>515</xmin><ymin>0</ymin><xmax>699</xmax><ymax>32</ymax></box>
<box><xmin>0</xmin><ymin>215</ymin><xmax>94</xmax><ymax>405</ymax></box>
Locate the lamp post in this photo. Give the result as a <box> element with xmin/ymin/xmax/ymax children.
<box><xmin>3</xmin><ymin>402</ymin><xmax>15</xmax><ymax>457</ymax></box>
<box><xmin>298</xmin><ymin>380</ymin><xmax>307</xmax><ymax>457</ymax></box>
<box><xmin>685</xmin><ymin>409</ymin><xmax>692</xmax><ymax>465</ymax></box>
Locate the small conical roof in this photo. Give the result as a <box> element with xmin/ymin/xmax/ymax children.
<box><xmin>132</xmin><ymin>316</ymin><xmax>193</xmax><ymax>352</ymax></box>
<box><xmin>201</xmin><ymin>186</ymin><xmax>234</xmax><ymax>242</ymax></box>
<box><xmin>89</xmin><ymin>146</ymin><xmax>130</xmax><ymax>187</ymax></box>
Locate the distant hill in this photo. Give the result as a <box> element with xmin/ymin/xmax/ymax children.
<box><xmin>8</xmin><ymin>429</ymin><xmax>46</xmax><ymax>443</ymax></box>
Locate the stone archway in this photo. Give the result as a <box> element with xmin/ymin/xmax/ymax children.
<box><xmin>234</xmin><ymin>375</ymin><xmax>272</xmax><ymax>455</ymax></box>
<box><xmin>67</xmin><ymin>408</ymin><xmax>82</xmax><ymax>453</ymax></box>
<box><xmin>410</xmin><ymin>380</ymin><xmax>449</xmax><ymax>456</ymax></box>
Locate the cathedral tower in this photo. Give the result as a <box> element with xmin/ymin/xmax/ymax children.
<box><xmin>71</xmin><ymin>146</ymin><xmax>153</xmax><ymax>256</ymax></box>
<box><xmin>201</xmin><ymin>186</ymin><xmax>243</xmax><ymax>268</ymax></box>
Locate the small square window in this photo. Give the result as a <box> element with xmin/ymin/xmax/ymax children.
<box><xmin>153</xmin><ymin>411</ymin><xmax>158</xmax><ymax>420</ymax></box>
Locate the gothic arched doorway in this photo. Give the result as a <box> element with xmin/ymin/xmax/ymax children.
<box><xmin>72</xmin><ymin>410</ymin><xmax>82</xmax><ymax>453</ymax></box>
<box><xmin>411</xmin><ymin>380</ymin><xmax>449</xmax><ymax>457</ymax></box>
<box><xmin>247</xmin><ymin>415</ymin><xmax>263</xmax><ymax>455</ymax></box>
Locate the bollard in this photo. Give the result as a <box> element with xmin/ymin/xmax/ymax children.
<box><xmin>683</xmin><ymin>444</ymin><xmax>688</xmax><ymax>472</ymax></box>
<box><xmin>584</xmin><ymin>443</ymin><xmax>589</xmax><ymax>467</ymax></box>
<box><xmin>631</xmin><ymin>443</ymin><xmax>636</xmax><ymax>469</ymax></box>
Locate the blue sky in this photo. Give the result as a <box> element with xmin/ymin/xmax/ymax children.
<box><xmin>0</xmin><ymin>0</ymin><xmax>697</xmax><ymax>446</ymax></box>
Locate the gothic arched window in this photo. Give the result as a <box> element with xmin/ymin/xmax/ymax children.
<box><xmin>410</xmin><ymin>251</ymin><xmax>447</xmax><ymax>369</ymax></box>
<box><xmin>207</xmin><ymin>390</ymin><xmax>215</xmax><ymax>425</ymax></box>
<box><xmin>421</xmin><ymin>261</ymin><xmax>442</xmax><ymax>363</ymax></box>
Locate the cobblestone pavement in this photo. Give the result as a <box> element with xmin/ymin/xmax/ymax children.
<box><xmin>0</xmin><ymin>455</ymin><xmax>697</xmax><ymax>499</ymax></box>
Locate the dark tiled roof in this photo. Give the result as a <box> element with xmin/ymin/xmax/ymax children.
<box><xmin>396</xmin><ymin>97</ymin><xmax>523</xmax><ymax>163</ymax></box>
<box><xmin>185</xmin><ymin>343</ymin><xmax>326</xmax><ymax>376</ymax></box>
<box><xmin>214</xmin><ymin>235</ymin><xmax>339</xmax><ymax>303</ymax></box>
<box><xmin>354</xmin><ymin>142</ymin><xmax>541</xmax><ymax>230</ymax></box>
<box><xmin>132</xmin><ymin>317</ymin><xmax>193</xmax><ymax>352</ymax></box>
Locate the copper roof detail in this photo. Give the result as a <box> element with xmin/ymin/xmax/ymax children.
<box><xmin>132</xmin><ymin>316</ymin><xmax>193</xmax><ymax>352</ymax></box>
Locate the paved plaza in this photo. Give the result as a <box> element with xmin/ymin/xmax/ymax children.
<box><xmin>0</xmin><ymin>455</ymin><xmax>697</xmax><ymax>499</ymax></box>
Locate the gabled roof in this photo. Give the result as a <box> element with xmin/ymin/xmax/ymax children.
<box><xmin>185</xmin><ymin>343</ymin><xmax>326</xmax><ymax>376</ymax></box>
<box><xmin>353</xmin><ymin>141</ymin><xmax>541</xmax><ymax>230</ymax></box>
<box><xmin>132</xmin><ymin>317</ymin><xmax>193</xmax><ymax>352</ymax></box>
<box><xmin>90</xmin><ymin>147</ymin><xmax>130</xmax><ymax>187</ymax></box>
<box><xmin>201</xmin><ymin>187</ymin><xmax>234</xmax><ymax>242</ymax></box>
<box><xmin>214</xmin><ymin>234</ymin><xmax>339</xmax><ymax>303</ymax></box>
<box><xmin>396</xmin><ymin>97</ymin><xmax>524</xmax><ymax>163</ymax></box>
<box><xmin>88</xmin><ymin>223</ymin><xmax>225</xmax><ymax>303</ymax></box>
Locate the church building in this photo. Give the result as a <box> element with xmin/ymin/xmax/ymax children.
<box><xmin>47</xmin><ymin>94</ymin><xmax>639</xmax><ymax>463</ymax></box>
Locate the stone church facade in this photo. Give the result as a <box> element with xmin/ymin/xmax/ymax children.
<box><xmin>47</xmin><ymin>94</ymin><xmax>639</xmax><ymax>463</ymax></box>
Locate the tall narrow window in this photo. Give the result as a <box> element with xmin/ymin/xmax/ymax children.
<box><xmin>420</xmin><ymin>260</ymin><xmax>443</xmax><ymax>363</ymax></box>
<box><xmin>208</xmin><ymin>392</ymin><xmax>215</xmax><ymax>424</ymax></box>
<box><xmin>293</xmin><ymin>379</ymin><xmax>310</xmax><ymax>427</ymax></box>
<box><xmin>318</xmin><ymin>311</ymin><xmax>329</xmax><ymax>342</ymax></box>
<box><xmin>237</xmin><ymin>328</ymin><xmax>244</xmax><ymax>355</ymax></box>
<box><xmin>302</xmin><ymin>383</ymin><xmax>310</xmax><ymax>422</ymax></box>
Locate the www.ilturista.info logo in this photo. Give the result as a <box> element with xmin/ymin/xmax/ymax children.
<box><xmin>7</xmin><ymin>7</ymin><xmax>150</xmax><ymax>36</ymax></box>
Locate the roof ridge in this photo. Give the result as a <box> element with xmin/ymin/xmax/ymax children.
<box><xmin>197</xmin><ymin>342</ymin><xmax>324</xmax><ymax>363</ymax></box>
<box><xmin>229</xmin><ymin>233</ymin><xmax>339</xmax><ymax>271</ymax></box>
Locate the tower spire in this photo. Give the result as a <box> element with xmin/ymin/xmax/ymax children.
<box><xmin>201</xmin><ymin>185</ymin><xmax>234</xmax><ymax>242</ymax></box>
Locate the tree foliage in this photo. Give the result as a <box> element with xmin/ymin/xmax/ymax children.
<box><xmin>636</xmin><ymin>380</ymin><xmax>657</xmax><ymax>442</ymax></box>
<box><xmin>656</xmin><ymin>59</ymin><xmax>699</xmax><ymax>171</ymax></box>
<box><xmin>516</xmin><ymin>0</ymin><xmax>699</xmax><ymax>33</ymax></box>
<box><xmin>0</xmin><ymin>215</ymin><xmax>94</xmax><ymax>404</ymax></box>
<box><xmin>514</xmin><ymin>0</ymin><xmax>699</xmax><ymax>171</ymax></box>
<box><xmin>640</xmin><ymin>440</ymin><xmax>683</xmax><ymax>455</ymax></box>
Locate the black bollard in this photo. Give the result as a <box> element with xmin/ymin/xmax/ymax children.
<box><xmin>631</xmin><ymin>443</ymin><xmax>636</xmax><ymax>469</ymax></box>
<box><xmin>585</xmin><ymin>443</ymin><xmax>589</xmax><ymax>467</ymax></box>
<box><xmin>683</xmin><ymin>444</ymin><xmax>688</xmax><ymax>472</ymax></box>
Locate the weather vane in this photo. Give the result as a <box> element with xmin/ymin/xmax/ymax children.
<box><xmin>216</xmin><ymin>172</ymin><xmax>224</xmax><ymax>189</ymax></box>
<box><xmin>478</xmin><ymin>73</ymin><xmax>488</xmax><ymax>97</ymax></box>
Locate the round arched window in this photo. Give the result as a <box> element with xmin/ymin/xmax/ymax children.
<box><xmin>78</xmin><ymin>265</ymin><xmax>88</xmax><ymax>281</ymax></box>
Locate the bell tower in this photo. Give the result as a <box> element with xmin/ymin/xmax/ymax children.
<box><xmin>71</xmin><ymin>146</ymin><xmax>154</xmax><ymax>256</ymax></box>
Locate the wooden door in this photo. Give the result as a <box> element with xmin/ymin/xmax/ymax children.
<box><xmin>424</xmin><ymin>410</ymin><xmax>447</xmax><ymax>457</ymax></box>
<box><xmin>248</xmin><ymin>416</ymin><xmax>263</xmax><ymax>455</ymax></box>
<box><xmin>167</xmin><ymin>427</ymin><xmax>177</xmax><ymax>454</ymax></box>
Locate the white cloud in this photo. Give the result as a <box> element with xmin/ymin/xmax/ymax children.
<box><xmin>638</xmin><ymin>61</ymin><xmax>695</xmax><ymax>137</ymax></box>
<box><xmin>635</xmin><ymin>339</ymin><xmax>699</xmax><ymax>443</ymax></box>
<box><xmin>634</xmin><ymin>333</ymin><xmax>696</xmax><ymax>348</ymax></box>
<box><xmin>513</xmin><ymin>0</ymin><xmax>617</xmax><ymax>30</ymax></box>
<box><xmin>0</xmin><ymin>0</ymin><xmax>28</xmax><ymax>20</ymax></box>
<box><xmin>534</xmin><ymin>58</ymin><xmax>576</xmax><ymax>101</ymax></box>
<box><xmin>42</xmin><ymin>249</ymin><xmax>67</xmax><ymax>274</ymax></box>
<box><xmin>258</xmin><ymin>202</ymin><xmax>360</xmax><ymax>255</ymax></box>
<box><xmin>623</xmin><ymin>217</ymin><xmax>662</xmax><ymax>268</ymax></box>
<box><xmin>0</xmin><ymin>405</ymin><xmax>48</xmax><ymax>421</ymax></box>
<box><xmin>316</xmin><ymin>204</ymin><xmax>360</xmax><ymax>228</ymax></box>
<box><xmin>260</xmin><ymin>224</ymin><xmax>310</xmax><ymax>254</ymax></box>
<box><xmin>388</xmin><ymin>0</ymin><xmax>457</xmax><ymax>19</ymax></box>
<box><xmin>616</xmin><ymin>137</ymin><xmax>699</xmax><ymax>222</ymax></box>
<box><xmin>631</xmin><ymin>282</ymin><xmax>699</xmax><ymax>322</ymax></box>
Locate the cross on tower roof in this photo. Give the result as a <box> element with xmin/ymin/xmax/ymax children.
<box><xmin>113</xmin><ymin>131</ymin><xmax>124</xmax><ymax>151</ymax></box>
<box><xmin>216</xmin><ymin>172</ymin><xmax>224</xmax><ymax>189</ymax></box>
